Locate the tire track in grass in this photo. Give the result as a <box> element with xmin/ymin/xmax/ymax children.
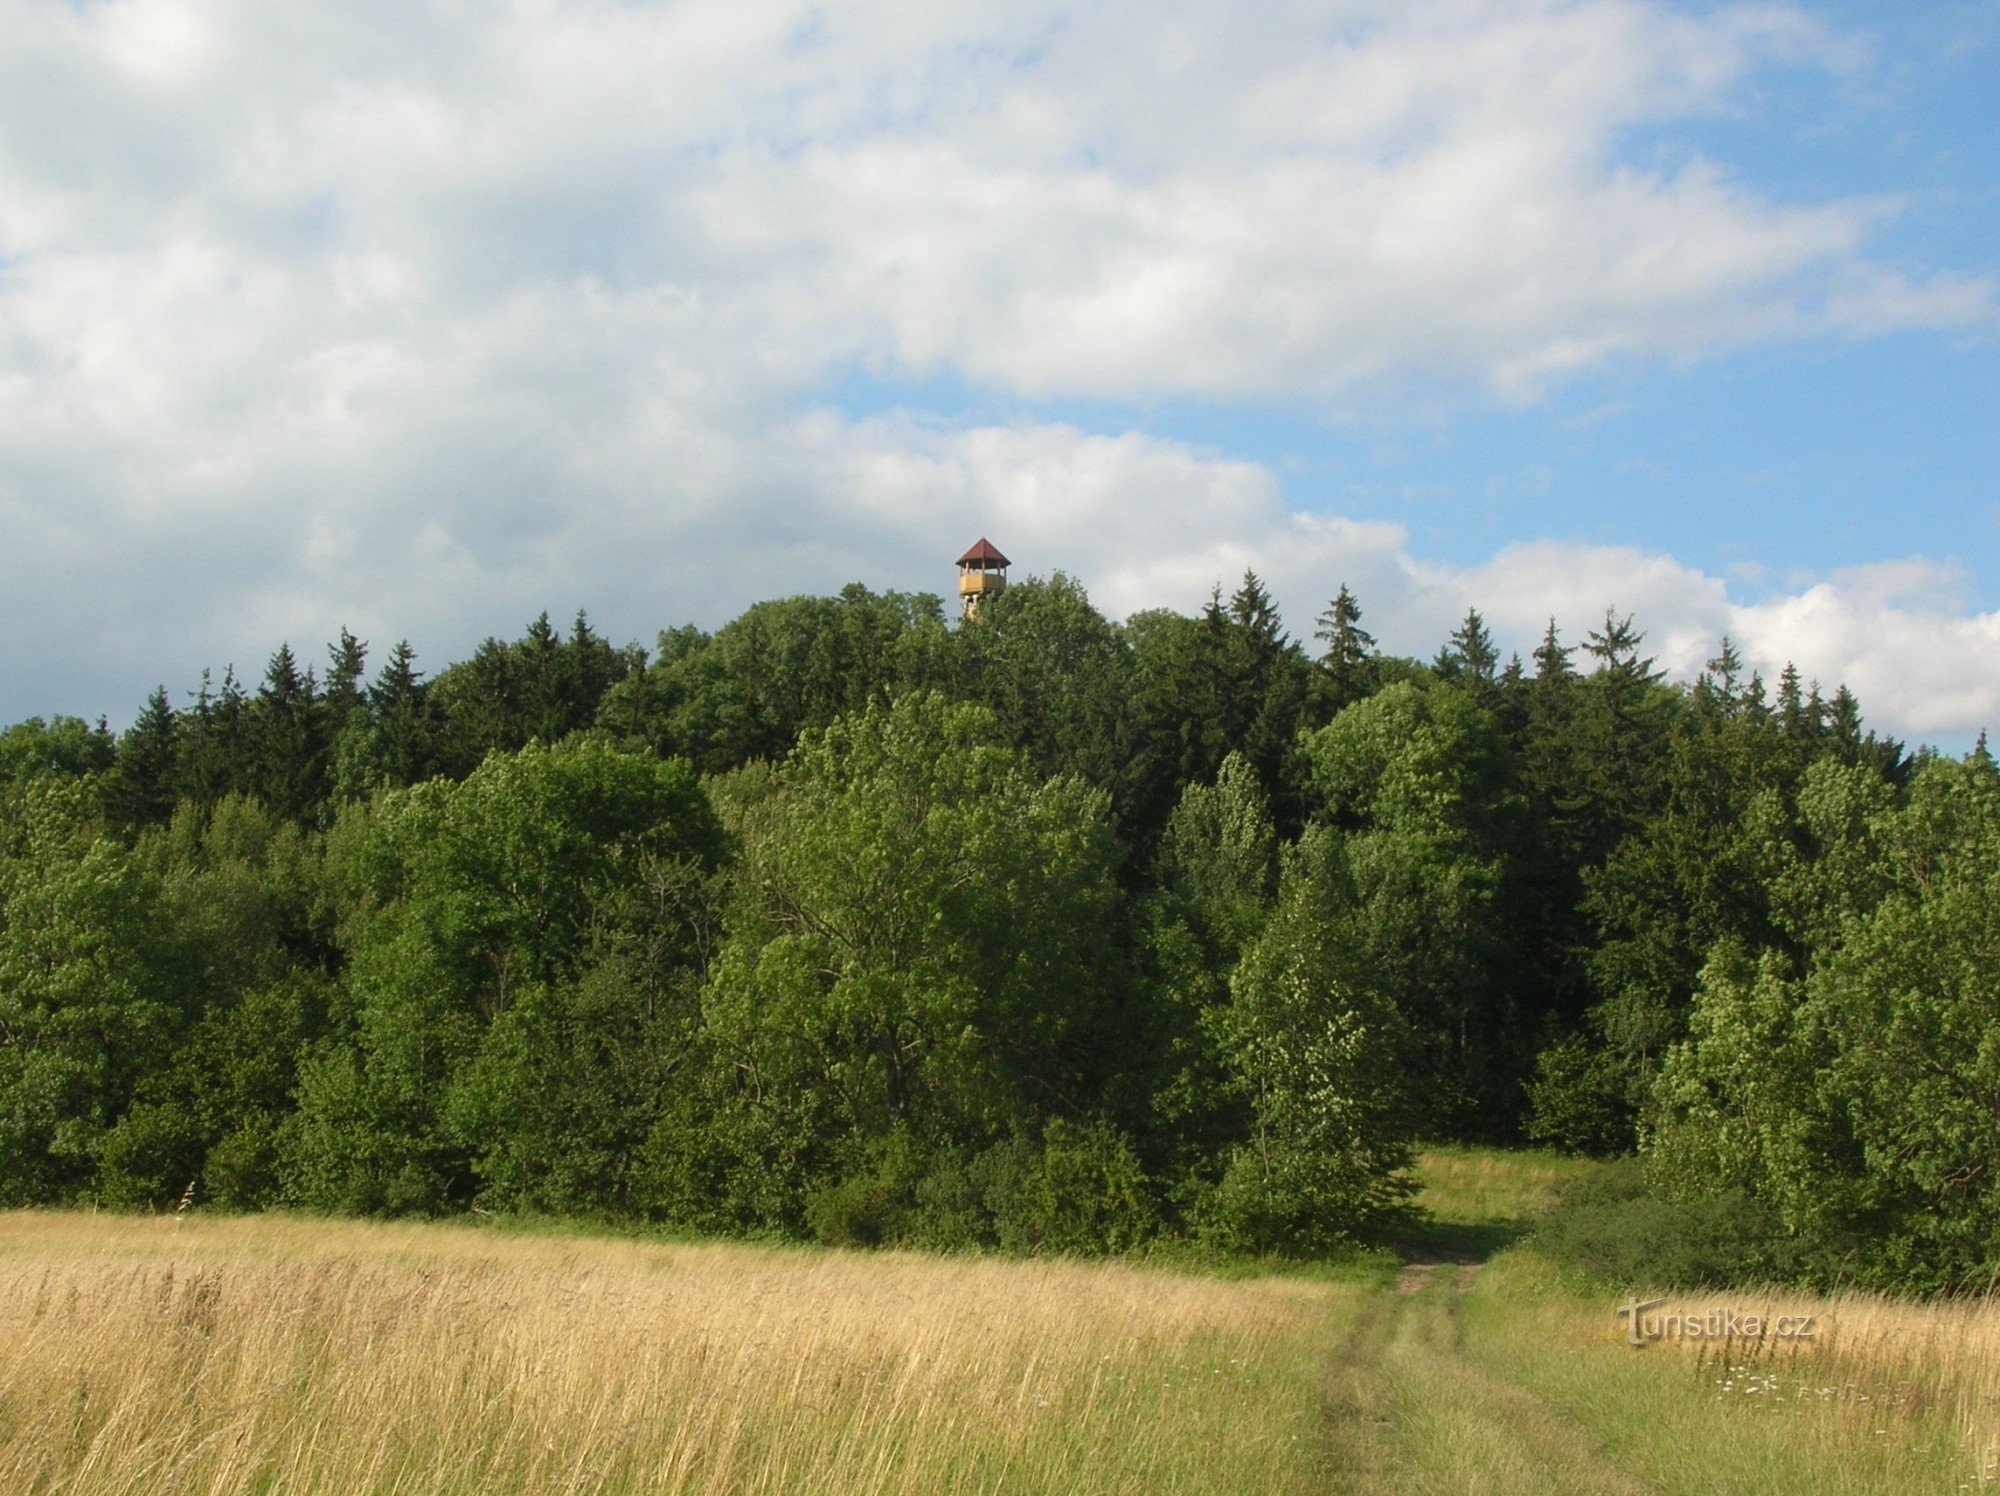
<box><xmin>1323</xmin><ymin>1257</ymin><xmax>1652</xmax><ymax>1494</ymax></box>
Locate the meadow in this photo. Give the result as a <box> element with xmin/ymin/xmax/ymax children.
<box><xmin>0</xmin><ymin>1211</ymin><xmax>1356</xmax><ymax>1495</ymax></box>
<box><xmin>1</xmin><ymin>1150</ymin><xmax>1994</xmax><ymax>1493</ymax></box>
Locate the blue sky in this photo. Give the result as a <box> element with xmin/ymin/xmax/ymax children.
<box><xmin>0</xmin><ymin>0</ymin><xmax>1994</xmax><ymax>742</ymax></box>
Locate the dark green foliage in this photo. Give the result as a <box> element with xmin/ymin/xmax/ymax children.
<box><xmin>286</xmin><ymin>737</ymin><xmax>721</xmax><ymax>1215</ymax></box>
<box><xmin>1300</xmin><ymin>681</ymin><xmax>1530</xmax><ymax>1135</ymax></box>
<box><xmin>1532</xmin><ymin>1159</ymin><xmax>1797</xmax><ymax>1289</ymax></box>
<box><xmin>1522</xmin><ymin>1035</ymin><xmax>1630</xmax><ymax>1156</ymax></box>
<box><xmin>428</xmin><ymin>612</ymin><xmax>634</xmax><ymax>777</ymax></box>
<box><xmin>680</xmin><ymin>693</ymin><xmax>1129</xmax><ymax>1224</ymax></box>
<box><xmin>1313</xmin><ymin>584</ymin><xmax>1377</xmax><ymax>716</ymax></box>
<box><xmin>949</xmin><ymin>574</ymin><xmax>1132</xmax><ymax>807</ymax></box>
<box><xmin>0</xmin><ymin>570</ymin><xmax>1983</xmax><ymax>1285</ymax></box>
<box><xmin>1433</xmin><ymin>608</ymin><xmax>1500</xmax><ymax>702</ymax></box>
<box><xmin>1125</xmin><ymin>574</ymin><xmax>1312</xmax><ymax>850</ymax></box>
<box><xmin>92</xmin><ymin>795</ymin><xmax>333</xmax><ymax>1208</ymax></box>
<box><xmin>109</xmin><ymin>689</ymin><xmax>179</xmax><ymax>828</ymax></box>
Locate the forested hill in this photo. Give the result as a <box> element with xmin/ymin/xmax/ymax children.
<box><xmin>2</xmin><ymin>574</ymin><xmax>1994</xmax><ymax>1291</ymax></box>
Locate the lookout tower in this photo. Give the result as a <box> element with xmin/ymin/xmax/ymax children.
<box><xmin>956</xmin><ymin>538</ymin><xmax>1010</xmax><ymax>620</ymax></box>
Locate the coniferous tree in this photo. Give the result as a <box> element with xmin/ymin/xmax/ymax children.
<box><xmin>252</xmin><ymin>644</ymin><xmax>323</xmax><ymax>820</ymax></box>
<box><xmin>370</xmin><ymin>640</ymin><xmax>433</xmax><ymax>787</ymax></box>
<box><xmin>1434</xmin><ymin>607</ymin><xmax>1499</xmax><ymax>694</ymax></box>
<box><xmin>1124</xmin><ymin>575</ymin><xmax>1311</xmax><ymax>852</ymax></box>
<box><xmin>1572</xmin><ymin>611</ymin><xmax>1671</xmax><ymax>859</ymax></box>
<box><xmin>110</xmin><ymin>687</ymin><xmax>180</xmax><ymax>829</ymax></box>
<box><xmin>325</xmin><ymin>630</ymin><xmax>368</xmax><ymax>720</ymax></box>
<box><xmin>1313</xmin><ymin>584</ymin><xmax>1377</xmax><ymax>715</ymax></box>
<box><xmin>178</xmin><ymin>667</ymin><xmax>255</xmax><ymax>806</ymax></box>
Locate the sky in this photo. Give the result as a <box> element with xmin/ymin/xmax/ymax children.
<box><xmin>0</xmin><ymin>0</ymin><xmax>1994</xmax><ymax>746</ymax></box>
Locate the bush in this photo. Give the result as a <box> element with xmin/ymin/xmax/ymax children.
<box><xmin>805</xmin><ymin>1173</ymin><xmax>906</xmax><ymax>1248</ymax></box>
<box><xmin>804</xmin><ymin>1124</ymin><xmax>1160</xmax><ymax>1256</ymax></box>
<box><xmin>203</xmin><ymin>1114</ymin><xmax>285</xmax><ymax>1209</ymax></box>
<box><xmin>988</xmin><ymin>1121</ymin><xmax>1159</xmax><ymax>1256</ymax></box>
<box><xmin>1532</xmin><ymin>1159</ymin><xmax>1799</xmax><ymax>1288</ymax></box>
<box><xmin>1524</xmin><ymin>1035</ymin><xmax>1632</xmax><ymax>1156</ymax></box>
<box><xmin>96</xmin><ymin>1102</ymin><xmax>205</xmax><ymax>1208</ymax></box>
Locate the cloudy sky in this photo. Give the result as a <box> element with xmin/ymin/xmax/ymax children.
<box><xmin>2</xmin><ymin>0</ymin><xmax>1995</xmax><ymax>744</ymax></box>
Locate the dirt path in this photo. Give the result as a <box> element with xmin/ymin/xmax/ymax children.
<box><xmin>1323</xmin><ymin>1256</ymin><xmax>1653</xmax><ymax>1494</ymax></box>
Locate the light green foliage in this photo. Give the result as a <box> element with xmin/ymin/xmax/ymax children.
<box><xmin>6</xmin><ymin>579</ymin><xmax>1991</xmax><ymax>1296</ymax></box>
<box><xmin>1645</xmin><ymin>942</ymin><xmax>1833</xmax><ymax>1229</ymax></box>
<box><xmin>1306</xmin><ymin>680</ymin><xmax>1514</xmax><ymax>846</ymax></box>
<box><xmin>0</xmin><ymin>779</ymin><xmax>178</xmax><ymax>1201</ymax></box>
<box><xmin>97</xmin><ymin>795</ymin><xmax>332</xmax><ymax>1208</ymax></box>
<box><xmin>1138</xmin><ymin>753</ymin><xmax>1278</xmax><ymax>1181</ymax></box>
<box><xmin>1206</xmin><ymin>826</ymin><xmax>1414</xmax><ymax>1252</ymax></box>
<box><xmin>598</xmin><ymin>586</ymin><xmax>948</xmax><ymax>773</ymax></box>
<box><xmin>1650</xmin><ymin>752</ymin><xmax>2000</xmax><ymax>1288</ymax></box>
<box><xmin>684</xmin><ymin>692</ymin><xmax>1130</xmax><ymax>1230</ymax></box>
<box><xmin>1299</xmin><ymin>681</ymin><xmax>1524</xmax><ymax>1132</ymax></box>
<box><xmin>0</xmin><ymin>716</ymin><xmax>116</xmax><ymax>784</ymax></box>
<box><xmin>1158</xmin><ymin>750</ymin><xmax>1276</xmax><ymax>952</ymax></box>
<box><xmin>287</xmin><ymin>737</ymin><xmax>720</xmax><ymax>1214</ymax></box>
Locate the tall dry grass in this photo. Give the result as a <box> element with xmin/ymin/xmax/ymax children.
<box><xmin>1635</xmin><ymin>1280</ymin><xmax>2000</xmax><ymax>1482</ymax></box>
<box><xmin>1465</xmin><ymin>1249</ymin><xmax>2000</xmax><ymax>1491</ymax></box>
<box><xmin>0</xmin><ymin>1211</ymin><xmax>1352</xmax><ymax>1495</ymax></box>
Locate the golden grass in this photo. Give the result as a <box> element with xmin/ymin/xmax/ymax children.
<box><xmin>0</xmin><ymin>1211</ymin><xmax>1357</xmax><ymax>1495</ymax></box>
<box><xmin>1465</xmin><ymin>1250</ymin><xmax>2000</xmax><ymax>1492</ymax></box>
<box><xmin>1394</xmin><ymin>1147</ymin><xmax>2000</xmax><ymax>1489</ymax></box>
<box><xmin>1621</xmin><ymin>1278</ymin><xmax>2000</xmax><ymax>1484</ymax></box>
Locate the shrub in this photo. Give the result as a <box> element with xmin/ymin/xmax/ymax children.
<box><xmin>1532</xmin><ymin>1158</ymin><xmax>1799</xmax><ymax>1288</ymax></box>
<box><xmin>1524</xmin><ymin>1035</ymin><xmax>1632</xmax><ymax>1156</ymax></box>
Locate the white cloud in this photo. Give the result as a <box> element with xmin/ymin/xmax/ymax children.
<box><xmin>802</xmin><ymin>414</ymin><xmax>2000</xmax><ymax>744</ymax></box>
<box><xmin>0</xmin><ymin>0</ymin><xmax>1990</xmax><ymax>743</ymax></box>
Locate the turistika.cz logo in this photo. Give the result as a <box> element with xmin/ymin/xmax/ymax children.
<box><xmin>1615</xmin><ymin>1298</ymin><xmax>1819</xmax><ymax>1348</ymax></box>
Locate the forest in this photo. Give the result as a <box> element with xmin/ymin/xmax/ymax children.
<box><xmin>1</xmin><ymin>573</ymin><xmax>1993</xmax><ymax>1292</ymax></box>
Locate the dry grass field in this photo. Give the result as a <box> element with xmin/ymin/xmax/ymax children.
<box><xmin>0</xmin><ymin>1211</ymin><xmax>1358</xmax><ymax>1495</ymax></box>
<box><xmin>1452</xmin><ymin>1250</ymin><xmax>2000</xmax><ymax>1493</ymax></box>
<box><xmin>6</xmin><ymin>1154</ymin><xmax>1998</xmax><ymax>1493</ymax></box>
<box><xmin>1377</xmin><ymin>1149</ymin><xmax>2000</xmax><ymax>1493</ymax></box>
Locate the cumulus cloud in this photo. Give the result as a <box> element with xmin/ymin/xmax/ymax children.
<box><xmin>0</xmin><ymin>0</ymin><xmax>1990</xmax><ymax>742</ymax></box>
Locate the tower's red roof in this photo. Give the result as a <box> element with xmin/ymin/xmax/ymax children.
<box><xmin>957</xmin><ymin>538</ymin><xmax>1010</xmax><ymax>567</ymax></box>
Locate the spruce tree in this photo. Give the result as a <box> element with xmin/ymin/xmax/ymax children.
<box><xmin>110</xmin><ymin>687</ymin><xmax>179</xmax><ymax>828</ymax></box>
<box><xmin>1312</xmin><ymin>584</ymin><xmax>1376</xmax><ymax>714</ymax></box>
<box><xmin>253</xmin><ymin>644</ymin><xmax>324</xmax><ymax>819</ymax></box>
<box><xmin>1434</xmin><ymin>607</ymin><xmax>1499</xmax><ymax>688</ymax></box>
<box><xmin>325</xmin><ymin>629</ymin><xmax>369</xmax><ymax>719</ymax></box>
<box><xmin>368</xmin><ymin>640</ymin><xmax>432</xmax><ymax>787</ymax></box>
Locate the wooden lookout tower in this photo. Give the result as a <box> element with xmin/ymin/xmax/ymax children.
<box><xmin>956</xmin><ymin>538</ymin><xmax>1010</xmax><ymax>620</ymax></box>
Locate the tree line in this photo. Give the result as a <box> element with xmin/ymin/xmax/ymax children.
<box><xmin>0</xmin><ymin>573</ymin><xmax>1992</xmax><ymax>1286</ymax></box>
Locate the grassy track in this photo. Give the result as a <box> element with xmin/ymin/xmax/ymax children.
<box><xmin>2</xmin><ymin>1155</ymin><xmax>1994</xmax><ymax>1492</ymax></box>
<box><xmin>1314</xmin><ymin>1149</ymin><xmax>1997</xmax><ymax>1494</ymax></box>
